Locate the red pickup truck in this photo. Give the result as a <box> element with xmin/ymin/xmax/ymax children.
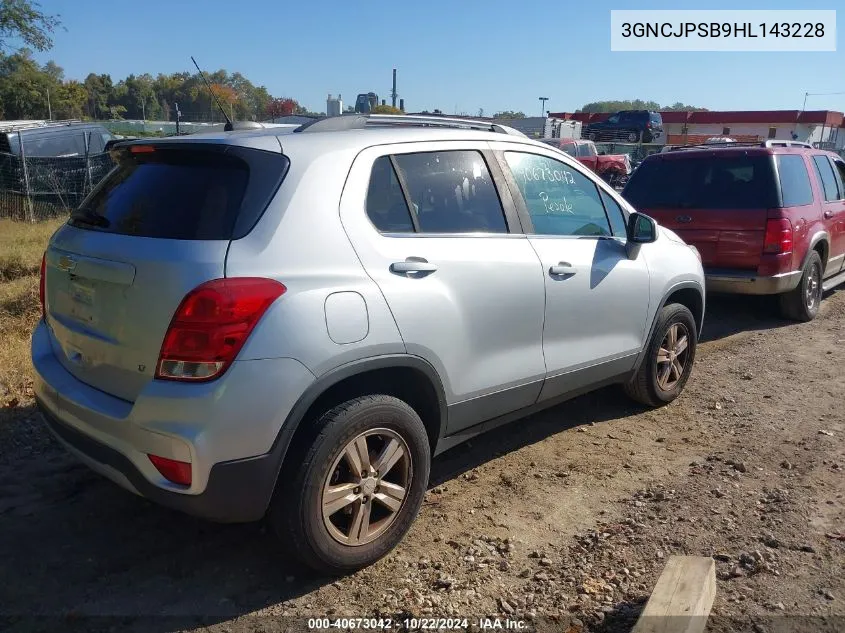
<box><xmin>540</xmin><ymin>138</ymin><xmax>632</xmax><ymax>187</ymax></box>
<box><xmin>622</xmin><ymin>141</ymin><xmax>845</xmax><ymax>321</ymax></box>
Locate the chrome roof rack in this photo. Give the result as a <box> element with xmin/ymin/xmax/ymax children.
<box><xmin>763</xmin><ymin>139</ymin><xmax>812</xmax><ymax>148</ymax></box>
<box><xmin>0</xmin><ymin>119</ymin><xmax>85</xmax><ymax>133</ymax></box>
<box><xmin>668</xmin><ymin>139</ymin><xmax>814</xmax><ymax>152</ymax></box>
<box><xmin>294</xmin><ymin>114</ymin><xmax>527</xmax><ymax>137</ymax></box>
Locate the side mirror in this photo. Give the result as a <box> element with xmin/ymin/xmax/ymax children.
<box><xmin>627</xmin><ymin>212</ymin><xmax>657</xmax><ymax>244</ymax></box>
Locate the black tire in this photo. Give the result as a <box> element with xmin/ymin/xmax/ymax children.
<box><xmin>624</xmin><ymin>304</ymin><xmax>697</xmax><ymax>407</ymax></box>
<box><xmin>627</xmin><ymin>130</ymin><xmax>639</xmax><ymax>143</ymax></box>
<box><xmin>588</xmin><ymin>131</ymin><xmax>597</xmax><ymax>141</ymax></box>
<box><xmin>269</xmin><ymin>395</ymin><xmax>430</xmax><ymax>575</ymax></box>
<box><xmin>779</xmin><ymin>250</ymin><xmax>822</xmax><ymax>322</ymax></box>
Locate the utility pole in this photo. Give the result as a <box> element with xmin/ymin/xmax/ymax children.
<box><xmin>174</xmin><ymin>102</ymin><xmax>181</xmax><ymax>135</ymax></box>
<box><xmin>539</xmin><ymin>97</ymin><xmax>549</xmax><ymax>118</ymax></box>
<box><xmin>46</xmin><ymin>88</ymin><xmax>52</xmax><ymax>121</ymax></box>
<box><xmin>142</xmin><ymin>99</ymin><xmax>146</xmax><ymax>122</ymax></box>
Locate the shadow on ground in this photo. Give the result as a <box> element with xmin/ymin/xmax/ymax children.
<box><xmin>0</xmin><ymin>384</ymin><xmax>643</xmax><ymax>632</ymax></box>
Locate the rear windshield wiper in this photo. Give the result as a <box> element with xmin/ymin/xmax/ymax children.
<box><xmin>70</xmin><ymin>208</ymin><xmax>110</xmax><ymax>228</ymax></box>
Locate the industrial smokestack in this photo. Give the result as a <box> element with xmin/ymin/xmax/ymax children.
<box><xmin>399</xmin><ymin>98</ymin><xmax>404</xmax><ymax>112</ymax></box>
<box><xmin>392</xmin><ymin>68</ymin><xmax>397</xmax><ymax>108</ymax></box>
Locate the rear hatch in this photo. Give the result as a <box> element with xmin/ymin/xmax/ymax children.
<box><xmin>622</xmin><ymin>151</ymin><xmax>778</xmax><ymax>269</ymax></box>
<box><xmin>44</xmin><ymin>141</ymin><xmax>288</xmax><ymax>402</ymax></box>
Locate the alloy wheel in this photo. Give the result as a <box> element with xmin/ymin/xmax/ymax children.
<box><xmin>655</xmin><ymin>322</ymin><xmax>690</xmax><ymax>391</ymax></box>
<box><xmin>805</xmin><ymin>263</ymin><xmax>821</xmax><ymax>311</ymax></box>
<box><xmin>321</xmin><ymin>428</ymin><xmax>412</xmax><ymax>546</ymax></box>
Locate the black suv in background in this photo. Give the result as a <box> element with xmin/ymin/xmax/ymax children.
<box><xmin>585</xmin><ymin>110</ymin><xmax>664</xmax><ymax>144</ymax></box>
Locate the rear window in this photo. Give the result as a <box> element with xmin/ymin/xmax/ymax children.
<box><xmin>69</xmin><ymin>144</ymin><xmax>288</xmax><ymax>240</ymax></box>
<box><xmin>776</xmin><ymin>155</ymin><xmax>814</xmax><ymax>207</ymax></box>
<box><xmin>622</xmin><ymin>154</ymin><xmax>778</xmax><ymax>210</ymax></box>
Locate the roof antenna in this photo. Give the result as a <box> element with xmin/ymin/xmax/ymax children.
<box><xmin>191</xmin><ymin>56</ymin><xmax>233</xmax><ymax>131</ymax></box>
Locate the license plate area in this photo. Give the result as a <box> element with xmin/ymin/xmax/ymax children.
<box><xmin>69</xmin><ymin>279</ymin><xmax>96</xmax><ymax>324</ymax></box>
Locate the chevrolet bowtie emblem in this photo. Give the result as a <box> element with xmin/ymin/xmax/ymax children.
<box><xmin>58</xmin><ymin>255</ymin><xmax>77</xmax><ymax>272</ymax></box>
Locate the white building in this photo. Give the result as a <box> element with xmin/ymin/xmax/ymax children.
<box><xmin>327</xmin><ymin>94</ymin><xmax>343</xmax><ymax>118</ymax></box>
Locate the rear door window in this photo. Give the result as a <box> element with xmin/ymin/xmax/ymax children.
<box><xmin>70</xmin><ymin>144</ymin><xmax>288</xmax><ymax>239</ymax></box>
<box><xmin>776</xmin><ymin>154</ymin><xmax>814</xmax><ymax>207</ymax></box>
<box><xmin>622</xmin><ymin>154</ymin><xmax>778</xmax><ymax>209</ymax></box>
<box><xmin>812</xmin><ymin>155</ymin><xmax>839</xmax><ymax>201</ymax></box>
<box><xmin>391</xmin><ymin>151</ymin><xmax>508</xmax><ymax>234</ymax></box>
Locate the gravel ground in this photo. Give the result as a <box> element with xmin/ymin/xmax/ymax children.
<box><xmin>0</xmin><ymin>291</ymin><xmax>843</xmax><ymax>633</ymax></box>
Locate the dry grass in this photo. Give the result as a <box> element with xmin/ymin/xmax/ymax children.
<box><xmin>0</xmin><ymin>218</ymin><xmax>64</xmax><ymax>282</ymax></box>
<box><xmin>0</xmin><ymin>218</ymin><xmax>65</xmax><ymax>406</ymax></box>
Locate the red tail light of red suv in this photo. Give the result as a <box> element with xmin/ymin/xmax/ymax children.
<box><xmin>763</xmin><ymin>218</ymin><xmax>793</xmax><ymax>255</ymax></box>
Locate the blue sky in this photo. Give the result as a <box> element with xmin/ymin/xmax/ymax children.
<box><xmin>26</xmin><ymin>0</ymin><xmax>845</xmax><ymax>115</ymax></box>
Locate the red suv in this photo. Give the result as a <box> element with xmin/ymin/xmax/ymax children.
<box><xmin>622</xmin><ymin>141</ymin><xmax>845</xmax><ymax>321</ymax></box>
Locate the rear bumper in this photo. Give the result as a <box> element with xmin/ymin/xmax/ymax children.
<box><xmin>31</xmin><ymin>319</ymin><xmax>316</xmax><ymax>522</ymax></box>
<box><xmin>705</xmin><ymin>269</ymin><xmax>802</xmax><ymax>295</ymax></box>
<box><xmin>38</xmin><ymin>401</ymin><xmax>277</xmax><ymax>522</ymax></box>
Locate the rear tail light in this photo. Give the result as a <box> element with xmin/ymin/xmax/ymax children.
<box><xmin>148</xmin><ymin>454</ymin><xmax>192</xmax><ymax>486</ymax></box>
<box><xmin>155</xmin><ymin>278</ymin><xmax>286</xmax><ymax>382</ymax></box>
<box><xmin>763</xmin><ymin>218</ymin><xmax>793</xmax><ymax>254</ymax></box>
<box><xmin>39</xmin><ymin>252</ymin><xmax>46</xmax><ymax>321</ymax></box>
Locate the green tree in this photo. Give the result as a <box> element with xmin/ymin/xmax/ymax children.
<box><xmin>576</xmin><ymin>99</ymin><xmax>708</xmax><ymax>113</ymax></box>
<box><xmin>0</xmin><ymin>0</ymin><xmax>61</xmax><ymax>53</ymax></box>
<box><xmin>83</xmin><ymin>73</ymin><xmax>113</xmax><ymax>119</ymax></box>
<box><xmin>493</xmin><ymin>110</ymin><xmax>525</xmax><ymax>119</ymax></box>
<box><xmin>54</xmin><ymin>78</ymin><xmax>85</xmax><ymax>119</ymax></box>
<box><xmin>371</xmin><ymin>104</ymin><xmax>402</xmax><ymax>114</ymax></box>
<box><xmin>0</xmin><ymin>48</ymin><xmax>52</xmax><ymax>118</ymax></box>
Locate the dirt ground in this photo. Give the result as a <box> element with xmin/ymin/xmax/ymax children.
<box><xmin>0</xmin><ymin>253</ymin><xmax>843</xmax><ymax>632</ymax></box>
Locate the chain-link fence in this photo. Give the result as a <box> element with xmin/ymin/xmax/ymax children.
<box><xmin>0</xmin><ymin>129</ymin><xmax>115</xmax><ymax>222</ymax></box>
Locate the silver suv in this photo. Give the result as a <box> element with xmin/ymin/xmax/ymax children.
<box><xmin>32</xmin><ymin>115</ymin><xmax>705</xmax><ymax>574</ymax></box>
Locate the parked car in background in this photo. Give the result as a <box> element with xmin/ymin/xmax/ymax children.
<box><xmin>33</xmin><ymin>114</ymin><xmax>704</xmax><ymax>574</ymax></box>
<box><xmin>0</xmin><ymin>121</ymin><xmax>114</xmax><ymax>157</ymax></box>
<box><xmin>623</xmin><ymin>140</ymin><xmax>845</xmax><ymax>321</ymax></box>
<box><xmin>541</xmin><ymin>138</ymin><xmax>632</xmax><ymax>188</ymax></box>
<box><xmin>585</xmin><ymin>110</ymin><xmax>664</xmax><ymax>144</ymax></box>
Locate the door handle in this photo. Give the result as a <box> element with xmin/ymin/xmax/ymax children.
<box><xmin>390</xmin><ymin>259</ymin><xmax>438</xmax><ymax>274</ymax></box>
<box><xmin>823</xmin><ymin>210</ymin><xmax>834</xmax><ymax>219</ymax></box>
<box><xmin>549</xmin><ymin>262</ymin><xmax>577</xmax><ymax>276</ymax></box>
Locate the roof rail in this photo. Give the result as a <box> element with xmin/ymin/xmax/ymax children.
<box><xmin>294</xmin><ymin>114</ymin><xmax>527</xmax><ymax>137</ymax></box>
<box><xmin>763</xmin><ymin>139</ymin><xmax>812</xmax><ymax>149</ymax></box>
<box><xmin>668</xmin><ymin>139</ymin><xmax>814</xmax><ymax>152</ymax></box>
<box><xmin>0</xmin><ymin>119</ymin><xmax>85</xmax><ymax>133</ymax></box>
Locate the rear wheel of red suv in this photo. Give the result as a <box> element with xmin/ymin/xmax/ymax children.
<box><xmin>624</xmin><ymin>304</ymin><xmax>697</xmax><ymax>408</ymax></box>
<box><xmin>270</xmin><ymin>395</ymin><xmax>430</xmax><ymax>575</ymax></box>
<box><xmin>779</xmin><ymin>250</ymin><xmax>822</xmax><ymax>322</ymax></box>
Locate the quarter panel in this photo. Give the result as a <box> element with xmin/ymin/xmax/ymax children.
<box><xmin>226</xmin><ymin>144</ymin><xmax>407</xmax><ymax>374</ymax></box>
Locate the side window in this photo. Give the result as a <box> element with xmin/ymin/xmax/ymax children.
<box><xmin>392</xmin><ymin>151</ymin><xmax>507</xmax><ymax>234</ymax></box>
<box><xmin>504</xmin><ymin>152</ymin><xmax>612</xmax><ymax>237</ymax></box>
<box><xmin>599</xmin><ymin>189</ymin><xmax>628</xmax><ymax>237</ymax></box>
<box><xmin>560</xmin><ymin>144</ymin><xmax>577</xmax><ymax>157</ymax></box>
<box><xmin>831</xmin><ymin>159</ymin><xmax>845</xmax><ymax>200</ymax></box>
<box><xmin>776</xmin><ymin>155</ymin><xmax>814</xmax><ymax>207</ymax></box>
<box><xmin>86</xmin><ymin>131</ymin><xmax>106</xmax><ymax>154</ymax></box>
<box><xmin>578</xmin><ymin>143</ymin><xmax>597</xmax><ymax>158</ymax></box>
<box><xmin>365</xmin><ymin>156</ymin><xmax>414</xmax><ymax>233</ymax></box>
<box><xmin>812</xmin><ymin>155</ymin><xmax>839</xmax><ymax>202</ymax></box>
